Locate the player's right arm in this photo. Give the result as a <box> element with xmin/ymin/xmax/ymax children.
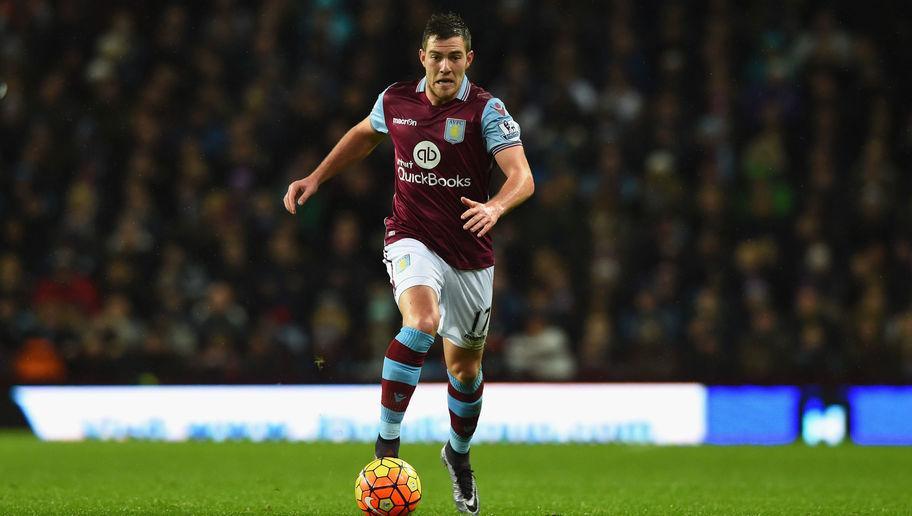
<box><xmin>283</xmin><ymin>116</ymin><xmax>386</xmax><ymax>214</ymax></box>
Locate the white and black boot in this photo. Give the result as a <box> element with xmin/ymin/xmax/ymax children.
<box><xmin>440</xmin><ymin>442</ymin><xmax>479</xmax><ymax>515</ymax></box>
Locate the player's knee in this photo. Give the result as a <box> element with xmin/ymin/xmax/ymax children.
<box><xmin>407</xmin><ymin>315</ymin><xmax>439</xmax><ymax>336</ymax></box>
<box><xmin>449</xmin><ymin>362</ymin><xmax>481</xmax><ymax>386</ymax></box>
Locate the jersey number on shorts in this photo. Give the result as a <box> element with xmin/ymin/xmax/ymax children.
<box><xmin>464</xmin><ymin>307</ymin><xmax>492</xmax><ymax>346</ymax></box>
<box><xmin>470</xmin><ymin>307</ymin><xmax>492</xmax><ymax>335</ymax></box>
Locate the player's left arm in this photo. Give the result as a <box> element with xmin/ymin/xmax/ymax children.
<box><xmin>460</xmin><ymin>146</ymin><xmax>534</xmax><ymax>237</ymax></box>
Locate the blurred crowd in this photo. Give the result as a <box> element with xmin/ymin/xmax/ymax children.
<box><xmin>2</xmin><ymin>0</ymin><xmax>912</xmax><ymax>385</ymax></box>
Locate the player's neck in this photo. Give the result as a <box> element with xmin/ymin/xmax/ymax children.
<box><xmin>424</xmin><ymin>81</ymin><xmax>461</xmax><ymax>106</ymax></box>
<box><xmin>425</xmin><ymin>89</ymin><xmax>456</xmax><ymax>106</ymax></box>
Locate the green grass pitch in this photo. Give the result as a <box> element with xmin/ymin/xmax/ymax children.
<box><xmin>0</xmin><ymin>431</ymin><xmax>910</xmax><ymax>515</ymax></box>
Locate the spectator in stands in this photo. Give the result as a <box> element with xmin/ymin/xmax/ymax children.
<box><xmin>0</xmin><ymin>2</ymin><xmax>908</xmax><ymax>385</ymax></box>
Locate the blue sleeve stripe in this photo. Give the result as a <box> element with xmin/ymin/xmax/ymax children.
<box><xmin>381</xmin><ymin>358</ymin><xmax>421</xmax><ymax>386</ymax></box>
<box><xmin>369</xmin><ymin>86</ymin><xmax>390</xmax><ymax>134</ymax></box>
<box><xmin>481</xmin><ymin>97</ymin><xmax>521</xmax><ymax>153</ymax></box>
<box><xmin>448</xmin><ymin>394</ymin><xmax>483</xmax><ymax>417</ymax></box>
<box><xmin>490</xmin><ymin>141</ymin><xmax>523</xmax><ymax>155</ymax></box>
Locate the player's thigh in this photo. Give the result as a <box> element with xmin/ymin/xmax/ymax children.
<box><xmin>398</xmin><ymin>285</ymin><xmax>439</xmax><ymax>332</ymax></box>
<box><xmin>383</xmin><ymin>238</ymin><xmax>445</xmax><ymax>330</ymax></box>
<box><xmin>438</xmin><ymin>265</ymin><xmax>494</xmax><ymax>351</ymax></box>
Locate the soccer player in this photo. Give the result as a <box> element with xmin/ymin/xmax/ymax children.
<box><xmin>283</xmin><ymin>12</ymin><xmax>533</xmax><ymax>515</ymax></box>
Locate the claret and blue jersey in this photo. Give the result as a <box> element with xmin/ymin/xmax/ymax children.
<box><xmin>369</xmin><ymin>76</ymin><xmax>522</xmax><ymax>270</ymax></box>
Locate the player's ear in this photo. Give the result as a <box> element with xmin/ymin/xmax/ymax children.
<box><xmin>466</xmin><ymin>50</ymin><xmax>474</xmax><ymax>69</ymax></box>
<box><xmin>418</xmin><ymin>48</ymin><xmax>426</xmax><ymax>66</ymax></box>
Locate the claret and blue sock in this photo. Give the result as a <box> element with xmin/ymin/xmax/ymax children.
<box><xmin>442</xmin><ymin>369</ymin><xmax>483</xmax><ymax>514</ymax></box>
<box><xmin>446</xmin><ymin>369</ymin><xmax>483</xmax><ymax>456</ymax></box>
<box><xmin>375</xmin><ymin>327</ymin><xmax>434</xmax><ymax>458</ymax></box>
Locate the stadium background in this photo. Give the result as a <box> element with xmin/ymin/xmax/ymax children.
<box><xmin>2</xmin><ymin>0</ymin><xmax>912</xmax><ymax>426</ymax></box>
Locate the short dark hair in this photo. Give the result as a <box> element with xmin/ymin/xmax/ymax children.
<box><xmin>422</xmin><ymin>12</ymin><xmax>472</xmax><ymax>51</ymax></box>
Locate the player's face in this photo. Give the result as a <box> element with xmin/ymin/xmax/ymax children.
<box><xmin>419</xmin><ymin>36</ymin><xmax>474</xmax><ymax>104</ymax></box>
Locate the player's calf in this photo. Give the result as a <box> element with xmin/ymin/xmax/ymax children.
<box><xmin>378</xmin><ymin>327</ymin><xmax>434</xmax><ymax>437</ymax></box>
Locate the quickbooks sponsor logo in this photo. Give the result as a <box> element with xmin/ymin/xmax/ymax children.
<box><xmin>413</xmin><ymin>140</ymin><xmax>441</xmax><ymax>169</ymax></box>
<box><xmin>398</xmin><ymin>168</ymin><xmax>471</xmax><ymax>188</ymax></box>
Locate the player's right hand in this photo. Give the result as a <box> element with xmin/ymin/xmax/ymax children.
<box><xmin>283</xmin><ymin>176</ymin><xmax>319</xmax><ymax>214</ymax></box>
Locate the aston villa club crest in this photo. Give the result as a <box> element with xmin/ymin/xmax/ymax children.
<box><xmin>444</xmin><ymin>118</ymin><xmax>466</xmax><ymax>144</ymax></box>
<box><xmin>396</xmin><ymin>254</ymin><xmax>411</xmax><ymax>273</ymax></box>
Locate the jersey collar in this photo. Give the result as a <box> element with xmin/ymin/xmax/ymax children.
<box><xmin>416</xmin><ymin>75</ymin><xmax>471</xmax><ymax>102</ymax></box>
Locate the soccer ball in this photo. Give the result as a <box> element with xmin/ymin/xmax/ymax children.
<box><xmin>355</xmin><ymin>457</ymin><xmax>422</xmax><ymax>515</ymax></box>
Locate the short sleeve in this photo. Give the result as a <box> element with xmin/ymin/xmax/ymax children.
<box><xmin>369</xmin><ymin>86</ymin><xmax>390</xmax><ymax>134</ymax></box>
<box><xmin>481</xmin><ymin>97</ymin><xmax>522</xmax><ymax>155</ymax></box>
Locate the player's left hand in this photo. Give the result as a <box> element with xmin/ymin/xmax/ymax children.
<box><xmin>460</xmin><ymin>197</ymin><xmax>504</xmax><ymax>238</ymax></box>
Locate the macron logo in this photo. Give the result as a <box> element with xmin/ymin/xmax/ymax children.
<box><xmin>393</xmin><ymin>393</ymin><xmax>407</xmax><ymax>403</ymax></box>
<box><xmin>393</xmin><ymin>117</ymin><xmax>417</xmax><ymax>126</ymax></box>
